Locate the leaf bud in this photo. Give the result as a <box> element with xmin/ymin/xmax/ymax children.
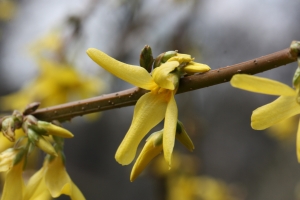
<box><xmin>139</xmin><ymin>45</ymin><xmax>154</xmax><ymax>73</ymax></box>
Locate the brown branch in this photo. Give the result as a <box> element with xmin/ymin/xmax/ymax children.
<box><xmin>33</xmin><ymin>45</ymin><xmax>298</xmax><ymax>122</ymax></box>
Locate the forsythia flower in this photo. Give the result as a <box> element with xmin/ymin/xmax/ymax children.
<box><xmin>0</xmin><ymin>58</ymin><xmax>103</xmax><ymax>111</ymax></box>
<box><xmin>24</xmin><ymin>153</ymin><xmax>85</xmax><ymax>200</ymax></box>
<box><xmin>0</xmin><ymin>148</ymin><xmax>26</xmax><ymax>200</ymax></box>
<box><xmin>230</xmin><ymin>74</ymin><xmax>300</xmax><ymax>160</ymax></box>
<box><xmin>87</xmin><ymin>48</ymin><xmax>210</xmax><ymax>166</ymax></box>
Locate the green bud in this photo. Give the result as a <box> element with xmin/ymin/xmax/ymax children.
<box><xmin>293</xmin><ymin>66</ymin><xmax>300</xmax><ymax>88</ymax></box>
<box><xmin>139</xmin><ymin>45</ymin><xmax>154</xmax><ymax>73</ymax></box>
<box><xmin>37</xmin><ymin>121</ymin><xmax>74</xmax><ymax>138</ymax></box>
<box><xmin>12</xmin><ymin>110</ymin><xmax>23</xmax><ymax>129</ymax></box>
<box><xmin>153</xmin><ymin>51</ymin><xmax>177</xmax><ymax>69</ymax></box>
<box><xmin>290</xmin><ymin>41</ymin><xmax>300</xmax><ymax>57</ymax></box>
<box><xmin>1</xmin><ymin>117</ymin><xmax>16</xmax><ymax>142</ymax></box>
<box><xmin>176</xmin><ymin>120</ymin><xmax>194</xmax><ymax>152</ymax></box>
<box><xmin>13</xmin><ymin>148</ymin><xmax>26</xmax><ymax>166</ymax></box>
<box><xmin>161</xmin><ymin>51</ymin><xmax>177</xmax><ymax>63</ymax></box>
<box><xmin>27</xmin><ymin>128</ymin><xmax>57</xmax><ymax>156</ymax></box>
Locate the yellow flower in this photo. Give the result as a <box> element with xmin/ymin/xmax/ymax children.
<box><xmin>230</xmin><ymin>74</ymin><xmax>300</xmax><ymax>160</ymax></box>
<box><xmin>87</xmin><ymin>48</ymin><xmax>210</xmax><ymax>166</ymax></box>
<box><xmin>0</xmin><ymin>149</ymin><xmax>26</xmax><ymax>200</ymax></box>
<box><xmin>24</xmin><ymin>153</ymin><xmax>85</xmax><ymax>200</ymax></box>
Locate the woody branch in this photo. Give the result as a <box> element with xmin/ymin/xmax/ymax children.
<box><xmin>32</xmin><ymin>42</ymin><xmax>300</xmax><ymax>122</ymax></box>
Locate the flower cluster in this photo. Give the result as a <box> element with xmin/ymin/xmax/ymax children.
<box><xmin>87</xmin><ymin>47</ymin><xmax>210</xmax><ymax>180</ymax></box>
<box><xmin>0</xmin><ymin>30</ymin><xmax>104</xmax><ymax>116</ymax></box>
<box><xmin>0</xmin><ymin>106</ymin><xmax>85</xmax><ymax>200</ymax></box>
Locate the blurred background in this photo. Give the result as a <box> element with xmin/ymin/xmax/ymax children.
<box><xmin>0</xmin><ymin>0</ymin><xmax>300</xmax><ymax>199</ymax></box>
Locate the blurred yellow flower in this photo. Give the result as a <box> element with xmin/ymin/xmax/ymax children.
<box><xmin>266</xmin><ymin>115</ymin><xmax>298</xmax><ymax>141</ymax></box>
<box><xmin>0</xmin><ymin>58</ymin><xmax>104</xmax><ymax>111</ymax></box>
<box><xmin>230</xmin><ymin>74</ymin><xmax>300</xmax><ymax>160</ymax></box>
<box><xmin>0</xmin><ymin>0</ymin><xmax>16</xmax><ymax>21</ymax></box>
<box><xmin>29</xmin><ymin>30</ymin><xmax>62</xmax><ymax>58</ymax></box>
<box><xmin>87</xmin><ymin>48</ymin><xmax>210</xmax><ymax>167</ymax></box>
<box><xmin>24</xmin><ymin>153</ymin><xmax>85</xmax><ymax>200</ymax></box>
<box><xmin>152</xmin><ymin>152</ymin><xmax>237</xmax><ymax>200</ymax></box>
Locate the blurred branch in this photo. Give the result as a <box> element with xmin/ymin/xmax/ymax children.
<box><xmin>33</xmin><ymin>44</ymin><xmax>299</xmax><ymax>122</ymax></box>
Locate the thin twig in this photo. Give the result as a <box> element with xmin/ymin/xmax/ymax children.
<box><xmin>33</xmin><ymin>46</ymin><xmax>298</xmax><ymax>122</ymax></box>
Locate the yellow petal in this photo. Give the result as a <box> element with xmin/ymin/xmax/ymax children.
<box><xmin>44</xmin><ymin>156</ymin><xmax>69</xmax><ymax>197</ymax></box>
<box><xmin>167</xmin><ymin>54</ymin><xmax>192</xmax><ymax>63</ymax></box>
<box><xmin>163</xmin><ymin>93</ymin><xmax>178</xmax><ymax>166</ymax></box>
<box><xmin>69</xmin><ymin>182</ymin><xmax>86</xmax><ymax>200</ymax></box>
<box><xmin>45</xmin><ymin>154</ymin><xmax>85</xmax><ymax>199</ymax></box>
<box><xmin>184</xmin><ymin>61</ymin><xmax>210</xmax><ymax>74</ymax></box>
<box><xmin>130</xmin><ymin>130</ymin><xmax>163</xmax><ymax>182</ymax></box>
<box><xmin>251</xmin><ymin>96</ymin><xmax>300</xmax><ymax>130</ymax></box>
<box><xmin>297</xmin><ymin>119</ymin><xmax>300</xmax><ymax>162</ymax></box>
<box><xmin>231</xmin><ymin>74</ymin><xmax>296</xmax><ymax>96</ymax></box>
<box><xmin>152</xmin><ymin>61</ymin><xmax>179</xmax><ymax>90</ymax></box>
<box><xmin>115</xmin><ymin>92</ymin><xmax>168</xmax><ymax>165</ymax></box>
<box><xmin>24</xmin><ymin>167</ymin><xmax>51</xmax><ymax>200</ymax></box>
<box><xmin>87</xmin><ymin>48</ymin><xmax>156</xmax><ymax>90</ymax></box>
<box><xmin>1</xmin><ymin>158</ymin><xmax>25</xmax><ymax>200</ymax></box>
<box><xmin>0</xmin><ymin>148</ymin><xmax>19</xmax><ymax>172</ymax></box>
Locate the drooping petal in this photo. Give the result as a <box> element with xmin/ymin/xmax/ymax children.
<box><xmin>163</xmin><ymin>92</ymin><xmax>178</xmax><ymax>166</ymax></box>
<box><xmin>251</xmin><ymin>96</ymin><xmax>300</xmax><ymax>130</ymax></box>
<box><xmin>1</xmin><ymin>158</ymin><xmax>25</xmax><ymax>200</ymax></box>
<box><xmin>297</xmin><ymin>118</ymin><xmax>300</xmax><ymax>162</ymax></box>
<box><xmin>44</xmin><ymin>154</ymin><xmax>85</xmax><ymax>200</ymax></box>
<box><xmin>184</xmin><ymin>61</ymin><xmax>210</xmax><ymax>74</ymax></box>
<box><xmin>231</xmin><ymin>74</ymin><xmax>296</xmax><ymax>96</ymax></box>
<box><xmin>24</xmin><ymin>167</ymin><xmax>51</xmax><ymax>200</ymax></box>
<box><xmin>69</xmin><ymin>183</ymin><xmax>86</xmax><ymax>200</ymax></box>
<box><xmin>87</xmin><ymin>48</ymin><xmax>156</xmax><ymax>90</ymax></box>
<box><xmin>115</xmin><ymin>92</ymin><xmax>168</xmax><ymax>165</ymax></box>
<box><xmin>152</xmin><ymin>61</ymin><xmax>179</xmax><ymax>90</ymax></box>
<box><xmin>130</xmin><ymin>130</ymin><xmax>163</xmax><ymax>182</ymax></box>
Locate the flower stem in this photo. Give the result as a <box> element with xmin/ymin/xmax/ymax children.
<box><xmin>33</xmin><ymin>44</ymin><xmax>298</xmax><ymax>122</ymax></box>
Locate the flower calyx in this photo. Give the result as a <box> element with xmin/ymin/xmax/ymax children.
<box><xmin>176</xmin><ymin>120</ymin><xmax>194</xmax><ymax>152</ymax></box>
